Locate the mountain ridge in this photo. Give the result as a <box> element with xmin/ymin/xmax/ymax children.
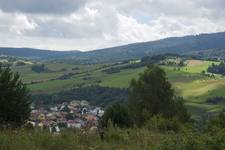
<box><xmin>1</xmin><ymin>31</ymin><xmax>225</xmax><ymax>61</ymax></box>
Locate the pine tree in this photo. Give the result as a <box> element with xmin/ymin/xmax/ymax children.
<box><xmin>0</xmin><ymin>66</ymin><xmax>31</xmax><ymax>128</ymax></box>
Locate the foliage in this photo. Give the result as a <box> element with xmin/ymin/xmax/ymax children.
<box><xmin>172</xmin><ymin>97</ymin><xmax>191</xmax><ymax>123</ymax></box>
<box><xmin>207</xmin><ymin>62</ymin><xmax>225</xmax><ymax>75</ymax></box>
<box><xmin>7</xmin><ymin>57</ymin><xmax>225</xmax><ymax>116</ymax></box>
<box><xmin>31</xmin><ymin>64</ymin><xmax>48</xmax><ymax>73</ymax></box>
<box><xmin>0</xmin><ymin>66</ymin><xmax>31</xmax><ymax>128</ymax></box>
<box><xmin>141</xmin><ymin>54</ymin><xmax>181</xmax><ymax>65</ymax></box>
<box><xmin>206</xmin><ymin>96</ymin><xmax>225</xmax><ymax>105</ymax></box>
<box><xmin>15</xmin><ymin>61</ymin><xmax>26</xmax><ymax>66</ymax></box>
<box><xmin>128</xmin><ymin>65</ymin><xmax>190</xmax><ymax>126</ymax></box>
<box><xmin>102</xmin><ymin>103</ymin><xmax>132</xmax><ymax>128</ymax></box>
<box><xmin>32</xmin><ymin>86</ymin><xmax>128</xmax><ymax>106</ymax></box>
<box><xmin>102</xmin><ymin>67</ymin><xmax>121</xmax><ymax>74</ymax></box>
<box><xmin>0</xmin><ymin>127</ymin><xmax>225</xmax><ymax>150</ymax></box>
<box><xmin>144</xmin><ymin>115</ymin><xmax>192</xmax><ymax>133</ymax></box>
<box><xmin>206</xmin><ymin>111</ymin><xmax>225</xmax><ymax>132</ymax></box>
<box><xmin>57</xmin><ymin>72</ymin><xmax>76</xmax><ymax>80</ymax></box>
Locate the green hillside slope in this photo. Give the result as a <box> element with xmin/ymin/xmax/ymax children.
<box><xmin>12</xmin><ymin>59</ymin><xmax>225</xmax><ymax>116</ymax></box>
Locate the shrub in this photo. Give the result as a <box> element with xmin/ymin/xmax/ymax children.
<box><xmin>103</xmin><ymin>103</ymin><xmax>132</xmax><ymax>128</ymax></box>
<box><xmin>144</xmin><ymin>115</ymin><xmax>190</xmax><ymax>133</ymax></box>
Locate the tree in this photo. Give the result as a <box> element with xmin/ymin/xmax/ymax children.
<box><xmin>128</xmin><ymin>65</ymin><xmax>190</xmax><ymax>126</ymax></box>
<box><xmin>31</xmin><ymin>64</ymin><xmax>47</xmax><ymax>73</ymax></box>
<box><xmin>0</xmin><ymin>66</ymin><xmax>31</xmax><ymax>128</ymax></box>
<box><xmin>171</xmin><ymin>97</ymin><xmax>190</xmax><ymax>123</ymax></box>
<box><xmin>102</xmin><ymin>103</ymin><xmax>132</xmax><ymax>128</ymax></box>
<box><xmin>201</xmin><ymin>70</ymin><xmax>206</xmax><ymax>75</ymax></box>
<box><xmin>207</xmin><ymin>62</ymin><xmax>225</xmax><ymax>75</ymax></box>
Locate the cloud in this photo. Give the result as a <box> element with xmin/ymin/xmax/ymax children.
<box><xmin>0</xmin><ymin>0</ymin><xmax>225</xmax><ymax>50</ymax></box>
<box><xmin>9</xmin><ymin>13</ymin><xmax>37</xmax><ymax>35</ymax></box>
<box><xmin>0</xmin><ymin>0</ymin><xmax>86</xmax><ymax>14</ymax></box>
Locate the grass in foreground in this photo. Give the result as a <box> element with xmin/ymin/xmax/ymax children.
<box><xmin>0</xmin><ymin>127</ymin><xmax>224</xmax><ymax>150</ymax></box>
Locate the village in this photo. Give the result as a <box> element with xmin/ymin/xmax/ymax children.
<box><xmin>28</xmin><ymin>100</ymin><xmax>104</xmax><ymax>133</ymax></box>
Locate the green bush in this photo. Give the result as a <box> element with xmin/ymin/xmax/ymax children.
<box><xmin>103</xmin><ymin>103</ymin><xmax>132</xmax><ymax>128</ymax></box>
<box><xmin>144</xmin><ymin>115</ymin><xmax>192</xmax><ymax>133</ymax></box>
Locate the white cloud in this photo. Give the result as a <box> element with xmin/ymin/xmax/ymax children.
<box><xmin>9</xmin><ymin>13</ymin><xmax>37</xmax><ymax>35</ymax></box>
<box><xmin>0</xmin><ymin>0</ymin><xmax>225</xmax><ymax>51</ymax></box>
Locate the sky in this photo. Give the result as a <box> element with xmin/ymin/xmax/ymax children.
<box><xmin>0</xmin><ymin>0</ymin><xmax>225</xmax><ymax>51</ymax></box>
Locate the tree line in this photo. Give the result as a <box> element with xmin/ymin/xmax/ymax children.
<box><xmin>207</xmin><ymin>62</ymin><xmax>225</xmax><ymax>75</ymax></box>
<box><xmin>32</xmin><ymin>86</ymin><xmax>128</xmax><ymax>107</ymax></box>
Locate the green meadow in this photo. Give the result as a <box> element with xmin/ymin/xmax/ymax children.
<box><xmin>14</xmin><ymin>59</ymin><xmax>225</xmax><ymax>115</ymax></box>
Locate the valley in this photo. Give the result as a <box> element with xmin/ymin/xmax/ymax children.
<box><xmin>2</xmin><ymin>31</ymin><xmax>225</xmax><ymax>117</ymax></box>
<box><xmin>5</xmin><ymin>56</ymin><xmax>225</xmax><ymax>117</ymax></box>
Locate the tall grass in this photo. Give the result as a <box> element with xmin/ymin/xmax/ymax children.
<box><xmin>0</xmin><ymin>127</ymin><xmax>224</xmax><ymax>150</ymax></box>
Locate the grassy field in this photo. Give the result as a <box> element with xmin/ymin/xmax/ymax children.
<box><xmin>0</xmin><ymin>128</ymin><xmax>224</xmax><ymax>150</ymax></box>
<box><xmin>14</xmin><ymin>59</ymin><xmax>225</xmax><ymax>115</ymax></box>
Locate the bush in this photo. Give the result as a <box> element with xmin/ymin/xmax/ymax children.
<box><xmin>103</xmin><ymin>103</ymin><xmax>132</xmax><ymax>128</ymax></box>
<box><xmin>144</xmin><ymin>115</ymin><xmax>191</xmax><ymax>133</ymax></box>
<box><xmin>15</xmin><ymin>61</ymin><xmax>26</xmax><ymax>66</ymax></box>
<box><xmin>206</xmin><ymin>111</ymin><xmax>225</xmax><ymax>133</ymax></box>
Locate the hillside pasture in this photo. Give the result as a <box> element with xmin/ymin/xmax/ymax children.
<box><xmin>14</xmin><ymin>59</ymin><xmax>225</xmax><ymax>115</ymax></box>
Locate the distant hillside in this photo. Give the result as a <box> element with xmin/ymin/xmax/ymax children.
<box><xmin>0</xmin><ymin>47</ymin><xmax>81</xmax><ymax>59</ymax></box>
<box><xmin>80</xmin><ymin>31</ymin><xmax>225</xmax><ymax>61</ymax></box>
<box><xmin>1</xmin><ymin>31</ymin><xmax>225</xmax><ymax>61</ymax></box>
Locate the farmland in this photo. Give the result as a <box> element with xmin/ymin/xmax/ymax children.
<box><xmin>11</xmin><ymin>58</ymin><xmax>225</xmax><ymax>116</ymax></box>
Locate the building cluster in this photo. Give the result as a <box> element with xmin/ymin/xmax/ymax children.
<box><xmin>28</xmin><ymin>100</ymin><xmax>104</xmax><ymax>133</ymax></box>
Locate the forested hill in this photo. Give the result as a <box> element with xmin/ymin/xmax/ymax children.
<box><xmin>81</xmin><ymin>31</ymin><xmax>225</xmax><ymax>61</ymax></box>
<box><xmin>1</xmin><ymin>31</ymin><xmax>225</xmax><ymax>61</ymax></box>
<box><xmin>0</xmin><ymin>47</ymin><xmax>81</xmax><ymax>59</ymax></box>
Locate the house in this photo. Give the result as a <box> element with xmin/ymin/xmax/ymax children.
<box><xmin>81</xmin><ymin>107</ymin><xmax>88</xmax><ymax>115</ymax></box>
<box><xmin>67</xmin><ymin>120</ymin><xmax>82</xmax><ymax>129</ymax></box>
<box><xmin>80</xmin><ymin>100</ymin><xmax>89</xmax><ymax>106</ymax></box>
<box><xmin>98</xmin><ymin>110</ymin><xmax>104</xmax><ymax>117</ymax></box>
<box><xmin>50</xmin><ymin>106</ymin><xmax>58</xmax><ymax>112</ymax></box>
<box><xmin>28</xmin><ymin>101</ymin><xmax>104</xmax><ymax>131</ymax></box>
<box><xmin>91</xmin><ymin>107</ymin><xmax>104</xmax><ymax>117</ymax></box>
<box><xmin>46</xmin><ymin>113</ymin><xmax>56</xmax><ymax>120</ymax></box>
<box><xmin>31</xmin><ymin>109</ymin><xmax>38</xmax><ymax>113</ymax></box>
<box><xmin>84</xmin><ymin>114</ymin><xmax>97</xmax><ymax>122</ymax></box>
<box><xmin>70</xmin><ymin>100</ymin><xmax>81</xmax><ymax>107</ymax></box>
<box><xmin>43</xmin><ymin>120</ymin><xmax>54</xmax><ymax>127</ymax></box>
<box><xmin>38</xmin><ymin>114</ymin><xmax>46</xmax><ymax>121</ymax></box>
<box><xmin>38</xmin><ymin>122</ymin><xmax>44</xmax><ymax>129</ymax></box>
<box><xmin>60</xmin><ymin>103</ymin><xmax>70</xmax><ymax>112</ymax></box>
<box><xmin>26</xmin><ymin>121</ymin><xmax>36</xmax><ymax>127</ymax></box>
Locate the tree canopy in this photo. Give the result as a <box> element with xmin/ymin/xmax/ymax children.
<box><xmin>102</xmin><ymin>103</ymin><xmax>131</xmax><ymax>128</ymax></box>
<box><xmin>128</xmin><ymin>65</ymin><xmax>190</xmax><ymax>126</ymax></box>
<box><xmin>207</xmin><ymin>62</ymin><xmax>225</xmax><ymax>75</ymax></box>
<box><xmin>0</xmin><ymin>66</ymin><xmax>31</xmax><ymax>128</ymax></box>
